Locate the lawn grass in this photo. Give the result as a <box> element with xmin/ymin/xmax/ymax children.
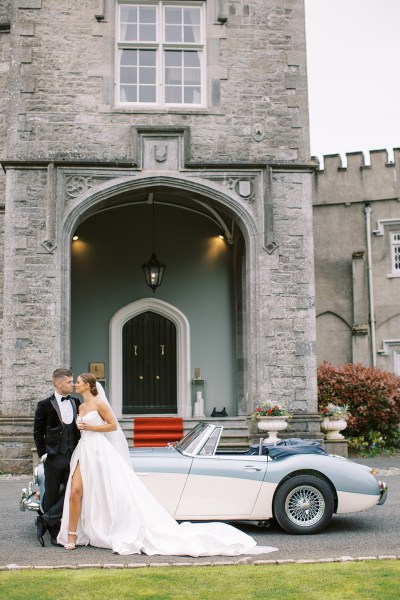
<box><xmin>1</xmin><ymin>561</ymin><xmax>400</xmax><ymax>600</ymax></box>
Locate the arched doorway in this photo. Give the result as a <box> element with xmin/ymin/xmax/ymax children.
<box><xmin>65</xmin><ymin>175</ymin><xmax>255</xmax><ymax>419</ymax></box>
<box><xmin>123</xmin><ymin>311</ymin><xmax>177</xmax><ymax>414</ymax></box>
<box><xmin>110</xmin><ymin>298</ymin><xmax>190</xmax><ymax>418</ymax></box>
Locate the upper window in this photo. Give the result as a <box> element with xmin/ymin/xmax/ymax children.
<box><xmin>117</xmin><ymin>2</ymin><xmax>206</xmax><ymax>107</ymax></box>
<box><xmin>390</xmin><ymin>232</ymin><xmax>400</xmax><ymax>275</ymax></box>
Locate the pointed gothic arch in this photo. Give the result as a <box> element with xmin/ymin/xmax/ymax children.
<box><xmin>110</xmin><ymin>298</ymin><xmax>191</xmax><ymax>418</ymax></box>
<box><xmin>62</xmin><ymin>173</ymin><xmax>258</xmax><ymax>416</ymax></box>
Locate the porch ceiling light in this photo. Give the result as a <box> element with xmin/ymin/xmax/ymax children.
<box><xmin>142</xmin><ymin>195</ymin><xmax>166</xmax><ymax>293</ymax></box>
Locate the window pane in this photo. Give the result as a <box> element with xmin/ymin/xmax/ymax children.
<box><xmin>165</xmin><ymin>67</ymin><xmax>182</xmax><ymax>85</ymax></box>
<box><xmin>120</xmin><ymin>85</ymin><xmax>137</xmax><ymax>102</ymax></box>
<box><xmin>184</xmin><ymin>8</ymin><xmax>200</xmax><ymax>25</ymax></box>
<box><xmin>184</xmin><ymin>68</ymin><xmax>200</xmax><ymax>85</ymax></box>
<box><xmin>184</xmin><ymin>86</ymin><xmax>201</xmax><ymax>104</ymax></box>
<box><xmin>183</xmin><ymin>25</ymin><xmax>200</xmax><ymax>43</ymax></box>
<box><xmin>120</xmin><ymin>6</ymin><xmax>137</xmax><ymax>22</ymax></box>
<box><xmin>120</xmin><ymin>23</ymin><xmax>138</xmax><ymax>41</ymax></box>
<box><xmin>139</xmin><ymin>51</ymin><xmax>156</xmax><ymax>67</ymax></box>
<box><xmin>184</xmin><ymin>52</ymin><xmax>200</xmax><ymax>68</ymax></box>
<box><xmin>165</xmin><ymin>8</ymin><xmax>182</xmax><ymax>24</ymax></box>
<box><xmin>120</xmin><ymin>6</ymin><xmax>138</xmax><ymax>41</ymax></box>
<box><xmin>183</xmin><ymin>9</ymin><xmax>200</xmax><ymax>43</ymax></box>
<box><xmin>120</xmin><ymin>49</ymin><xmax>137</xmax><ymax>66</ymax></box>
<box><xmin>139</xmin><ymin>86</ymin><xmax>156</xmax><ymax>102</ymax></box>
<box><xmin>139</xmin><ymin>24</ymin><xmax>156</xmax><ymax>41</ymax></box>
<box><xmin>139</xmin><ymin>67</ymin><xmax>156</xmax><ymax>84</ymax></box>
<box><xmin>120</xmin><ymin>66</ymin><xmax>137</xmax><ymax>84</ymax></box>
<box><xmin>140</xmin><ymin>7</ymin><xmax>156</xmax><ymax>23</ymax></box>
<box><xmin>165</xmin><ymin>24</ymin><xmax>182</xmax><ymax>43</ymax></box>
<box><xmin>165</xmin><ymin>86</ymin><xmax>182</xmax><ymax>103</ymax></box>
<box><xmin>165</xmin><ymin>51</ymin><xmax>182</xmax><ymax>67</ymax></box>
<box><xmin>395</xmin><ymin>246</ymin><xmax>400</xmax><ymax>270</ymax></box>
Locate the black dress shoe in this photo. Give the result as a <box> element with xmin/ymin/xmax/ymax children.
<box><xmin>36</xmin><ymin>515</ymin><xmax>47</xmax><ymax>547</ymax></box>
<box><xmin>50</xmin><ymin>536</ymin><xmax>62</xmax><ymax>546</ymax></box>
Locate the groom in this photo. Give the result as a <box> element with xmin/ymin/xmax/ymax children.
<box><xmin>33</xmin><ymin>368</ymin><xmax>80</xmax><ymax>546</ymax></box>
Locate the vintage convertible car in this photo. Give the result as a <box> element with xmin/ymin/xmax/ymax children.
<box><xmin>20</xmin><ymin>422</ymin><xmax>388</xmax><ymax>534</ymax></box>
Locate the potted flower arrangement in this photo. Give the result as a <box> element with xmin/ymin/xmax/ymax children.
<box><xmin>319</xmin><ymin>402</ymin><xmax>351</xmax><ymax>440</ymax></box>
<box><xmin>251</xmin><ymin>400</ymin><xmax>292</xmax><ymax>441</ymax></box>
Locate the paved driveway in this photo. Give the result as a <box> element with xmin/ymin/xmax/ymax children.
<box><xmin>1</xmin><ymin>457</ymin><xmax>399</xmax><ymax>568</ymax></box>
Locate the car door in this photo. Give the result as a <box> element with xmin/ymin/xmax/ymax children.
<box><xmin>175</xmin><ymin>454</ymin><xmax>268</xmax><ymax>519</ymax></box>
<box><xmin>134</xmin><ymin>451</ymin><xmax>193</xmax><ymax>515</ymax></box>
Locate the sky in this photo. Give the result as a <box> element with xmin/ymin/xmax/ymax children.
<box><xmin>304</xmin><ymin>0</ymin><xmax>400</xmax><ymax>165</ymax></box>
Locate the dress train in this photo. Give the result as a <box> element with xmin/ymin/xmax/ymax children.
<box><xmin>57</xmin><ymin>411</ymin><xmax>278</xmax><ymax>556</ymax></box>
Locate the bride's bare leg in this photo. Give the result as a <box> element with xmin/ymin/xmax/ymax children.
<box><xmin>67</xmin><ymin>462</ymin><xmax>83</xmax><ymax>546</ymax></box>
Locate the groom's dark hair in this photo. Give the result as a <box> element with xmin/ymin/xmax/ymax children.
<box><xmin>52</xmin><ymin>368</ymin><xmax>73</xmax><ymax>382</ymax></box>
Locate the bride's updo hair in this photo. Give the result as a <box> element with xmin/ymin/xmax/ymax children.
<box><xmin>80</xmin><ymin>372</ymin><xmax>98</xmax><ymax>396</ymax></box>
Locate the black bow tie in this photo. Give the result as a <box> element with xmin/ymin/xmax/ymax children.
<box><xmin>61</xmin><ymin>395</ymin><xmax>71</xmax><ymax>402</ymax></box>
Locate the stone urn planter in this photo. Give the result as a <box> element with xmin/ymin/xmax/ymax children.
<box><xmin>321</xmin><ymin>417</ymin><xmax>348</xmax><ymax>440</ymax></box>
<box><xmin>256</xmin><ymin>416</ymin><xmax>289</xmax><ymax>442</ymax></box>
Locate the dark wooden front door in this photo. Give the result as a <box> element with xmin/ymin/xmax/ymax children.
<box><xmin>122</xmin><ymin>311</ymin><xmax>177</xmax><ymax>414</ymax></box>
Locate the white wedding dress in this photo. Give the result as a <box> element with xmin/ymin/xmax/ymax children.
<box><xmin>57</xmin><ymin>411</ymin><xmax>278</xmax><ymax>557</ymax></box>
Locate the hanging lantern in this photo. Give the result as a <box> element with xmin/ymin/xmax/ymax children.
<box><xmin>142</xmin><ymin>196</ymin><xmax>166</xmax><ymax>293</ymax></box>
<box><xmin>142</xmin><ymin>253</ymin><xmax>166</xmax><ymax>293</ymax></box>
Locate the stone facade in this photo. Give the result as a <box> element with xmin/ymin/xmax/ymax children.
<box><xmin>0</xmin><ymin>0</ymin><xmax>319</xmax><ymax>473</ymax></box>
<box><xmin>313</xmin><ymin>149</ymin><xmax>400</xmax><ymax>373</ymax></box>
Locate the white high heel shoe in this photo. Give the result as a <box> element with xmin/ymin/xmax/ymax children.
<box><xmin>65</xmin><ymin>531</ymin><xmax>77</xmax><ymax>550</ymax></box>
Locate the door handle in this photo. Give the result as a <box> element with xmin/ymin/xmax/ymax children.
<box><xmin>133</xmin><ymin>345</ymin><xmax>138</xmax><ymax>356</ymax></box>
<box><xmin>161</xmin><ymin>344</ymin><xmax>165</xmax><ymax>355</ymax></box>
<box><xmin>244</xmin><ymin>466</ymin><xmax>262</xmax><ymax>471</ymax></box>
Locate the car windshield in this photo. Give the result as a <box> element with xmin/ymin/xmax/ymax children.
<box><xmin>176</xmin><ymin>422</ymin><xmax>210</xmax><ymax>454</ymax></box>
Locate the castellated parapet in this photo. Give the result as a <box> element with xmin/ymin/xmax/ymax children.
<box><xmin>313</xmin><ymin>148</ymin><xmax>400</xmax><ymax>205</ymax></box>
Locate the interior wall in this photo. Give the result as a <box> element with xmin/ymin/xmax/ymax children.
<box><xmin>71</xmin><ymin>201</ymin><xmax>239</xmax><ymax>417</ymax></box>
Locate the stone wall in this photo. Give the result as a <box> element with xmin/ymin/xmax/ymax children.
<box><xmin>313</xmin><ymin>149</ymin><xmax>400</xmax><ymax>371</ymax></box>
<box><xmin>0</xmin><ymin>0</ymin><xmax>318</xmax><ymax>472</ymax></box>
<box><xmin>5</xmin><ymin>0</ymin><xmax>309</xmax><ymax>163</ymax></box>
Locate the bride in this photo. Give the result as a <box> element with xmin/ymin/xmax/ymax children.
<box><xmin>57</xmin><ymin>373</ymin><xmax>278</xmax><ymax>557</ymax></box>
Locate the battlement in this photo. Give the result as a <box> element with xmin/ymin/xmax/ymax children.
<box><xmin>313</xmin><ymin>148</ymin><xmax>400</xmax><ymax>205</ymax></box>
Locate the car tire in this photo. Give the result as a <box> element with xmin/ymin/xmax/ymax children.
<box><xmin>273</xmin><ymin>474</ymin><xmax>334</xmax><ymax>534</ymax></box>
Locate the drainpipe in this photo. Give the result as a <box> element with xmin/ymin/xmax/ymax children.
<box><xmin>364</xmin><ymin>203</ymin><xmax>376</xmax><ymax>367</ymax></box>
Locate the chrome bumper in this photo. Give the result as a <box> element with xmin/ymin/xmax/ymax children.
<box><xmin>20</xmin><ymin>482</ymin><xmax>40</xmax><ymax>512</ymax></box>
<box><xmin>377</xmin><ymin>481</ymin><xmax>388</xmax><ymax>505</ymax></box>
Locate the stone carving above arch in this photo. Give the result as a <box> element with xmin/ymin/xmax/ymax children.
<box><xmin>187</xmin><ymin>172</ymin><xmax>260</xmax><ymax>205</ymax></box>
<box><xmin>62</xmin><ymin>171</ymin><xmax>136</xmax><ymax>201</ymax></box>
<box><xmin>65</xmin><ymin>175</ymin><xmax>96</xmax><ymax>198</ymax></box>
<box><xmin>227</xmin><ymin>177</ymin><xmax>255</xmax><ymax>201</ymax></box>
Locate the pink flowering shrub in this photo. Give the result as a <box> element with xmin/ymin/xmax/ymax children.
<box><xmin>317</xmin><ymin>362</ymin><xmax>400</xmax><ymax>448</ymax></box>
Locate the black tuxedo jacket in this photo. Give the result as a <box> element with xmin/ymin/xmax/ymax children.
<box><xmin>33</xmin><ymin>394</ymin><xmax>81</xmax><ymax>458</ymax></box>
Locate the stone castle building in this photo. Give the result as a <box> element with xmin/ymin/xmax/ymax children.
<box><xmin>314</xmin><ymin>149</ymin><xmax>400</xmax><ymax>375</ymax></box>
<box><xmin>0</xmin><ymin>0</ymin><xmax>319</xmax><ymax>472</ymax></box>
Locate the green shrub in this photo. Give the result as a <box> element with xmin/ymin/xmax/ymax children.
<box><xmin>317</xmin><ymin>362</ymin><xmax>400</xmax><ymax>449</ymax></box>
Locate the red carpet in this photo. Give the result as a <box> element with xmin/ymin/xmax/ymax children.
<box><xmin>133</xmin><ymin>417</ymin><xmax>184</xmax><ymax>447</ymax></box>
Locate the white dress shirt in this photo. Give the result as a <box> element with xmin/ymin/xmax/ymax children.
<box><xmin>54</xmin><ymin>391</ymin><xmax>74</xmax><ymax>425</ymax></box>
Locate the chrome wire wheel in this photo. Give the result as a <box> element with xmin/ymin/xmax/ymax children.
<box><xmin>273</xmin><ymin>475</ymin><xmax>334</xmax><ymax>534</ymax></box>
<box><xmin>285</xmin><ymin>485</ymin><xmax>325</xmax><ymax>527</ymax></box>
